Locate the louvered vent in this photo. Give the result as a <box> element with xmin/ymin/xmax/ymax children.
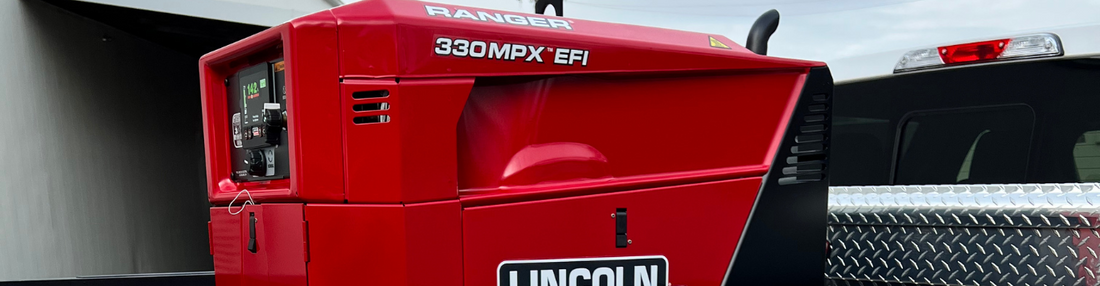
<box><xmin>778</xmin><ymin>92</ymin><xmax>830</xmax><ymax>185</ymax></box>
<box><xmin>351</xmin><ymin>90</ymin><xmax>391</xmax><ymax>124</ymax></box>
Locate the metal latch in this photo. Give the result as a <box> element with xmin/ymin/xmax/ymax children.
<box><xmin>615</xmin><ymin>208</ymin><xmax>628</xmax><ymax>248</ymax></box>
<box><xmin>248</xmin><ymin>212</ymin><xmax>257</xmax><ymax>253</ymax></box>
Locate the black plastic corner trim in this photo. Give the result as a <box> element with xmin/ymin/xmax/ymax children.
<box><xmin>722</xmin><ymin>66</ymin><xmax>833</xmax><ymax>285</ymax></box>
<box><xmin>745</xmin><ymin>9</ymin><xmax>780</xmax><ymax>55</ymax></box>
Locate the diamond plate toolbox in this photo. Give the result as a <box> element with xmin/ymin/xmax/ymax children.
<box><xmin>827</xmin><ymin>184</ymin><xmax>1100</xmax><ymax>286</ymax></box>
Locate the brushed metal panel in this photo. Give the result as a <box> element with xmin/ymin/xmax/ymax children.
<box><xmin>828</xmin><ymin>184</ymin><xmax>1100</xmax><ymax>286</ymax></box>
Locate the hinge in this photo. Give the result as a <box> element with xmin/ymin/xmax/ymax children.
<box><xmin>303</xmin><ymin>220</ymin><xmax>310</xmax><ymax>262</ymax></box>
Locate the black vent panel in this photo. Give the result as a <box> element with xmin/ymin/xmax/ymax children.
<box><xmin>723</xmin><ymin>66</ymin><xmax>834</xmax><ymax>285</ymax></box>
<box><xmin>778</xmin><ymin>90</ymin><xmax>831</xmax><ymax>185</ymax></box>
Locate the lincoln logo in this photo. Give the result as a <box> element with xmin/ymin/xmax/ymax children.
<box><xmin>497</xmin><ymin>256</ymin><xmax>668</xmax><ymax>286</ymax></box>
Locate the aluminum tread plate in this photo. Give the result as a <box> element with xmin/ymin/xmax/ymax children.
<box><xmin>827</xmin><ymin>184</ymin><xmax>1100</xmax><ymax>286</ymax></box>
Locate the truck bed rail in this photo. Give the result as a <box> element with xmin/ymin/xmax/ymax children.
<box><xmin>827</xmin><ymin>184</ymin><xmax>1100</xmax><ymax>286</ymax></box>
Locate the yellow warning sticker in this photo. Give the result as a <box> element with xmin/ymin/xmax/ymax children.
<box><xmin>709</xmin><ymin>36</ymin><xmax>731</xmax><ymax>49</ymax></box>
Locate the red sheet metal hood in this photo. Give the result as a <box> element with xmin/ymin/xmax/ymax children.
<box><xmin>329</xmin><ymin>0</ymin><xmax>823</xmax><ymax>78</ymax></box>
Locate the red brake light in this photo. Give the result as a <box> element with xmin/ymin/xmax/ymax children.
<box><xmin>938</xmin><ymin>39</ymin><xmax>1009</xmax><ymax>64</ymax></box>
<box><xmin>895</xmin><ymin>34</ymin><xmax>1061</xmax><ymax>73</ymax></box>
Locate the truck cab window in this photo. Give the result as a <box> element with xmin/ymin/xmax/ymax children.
<box><xmin>894</xmin><ymin>106</ymin><xmax>1034</xmax><ymax>185</ymax></box>
<box><xmin>956</xmin><ymin>130</ymin><xmax>991</xmax><ymax>182</ymax></box>
<box><xmin>831</xmin><ymin>118</ymin><xmax>893</xmax><ymax>185</ymax></box>
<box><xmin>1073</xmin><ymin>130</ymin><xmax>1100</xmax><ymax>182</ymax></box>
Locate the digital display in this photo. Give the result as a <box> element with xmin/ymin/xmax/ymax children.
<box><xmin>237</xmin><ymin>64</ymin><xmax>271</xmax><ymax>127</ymax></box>
<box><xmin>227</xmin><ymin>59</ymin><xmax>290</xmax><ymax>182</ymax></box>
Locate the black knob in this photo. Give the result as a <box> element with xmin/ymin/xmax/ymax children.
<box><xmin>246</xmin><ymin>149</ymin><xmax>266</xmax><ymax>176</ymax></box>
<box><xmin>263</xmin><ymin>109</ymin><xmax>285</xmax><ymax>128</ymax></box>
<box><xmin>262</xmin><ymin>109</ymin><xmax>284</xmax><ymax>146</ymax></box>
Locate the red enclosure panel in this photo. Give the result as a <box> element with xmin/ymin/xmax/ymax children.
<box><xmin>462</xmin><ymin>177</ymin><xmax>763</xmax><ymax>286</ymax></box>
<box><xmin>330</xmin><ymin>0</ymin><xmax>820</xmax><ymax>78</ymax></box>
<box><xmin>305</xmin><ymin>202</ymin><xmax>463</xmax><ymax>286</ymax></box>
<box><xmin>389</xmin><ymin>79</ymin><xmax>472</xmax><ymax>203</ymax></box>
<box><xmin>257</xmin><ymin>204</ymin><xmax>307</xmax><ymax>286</ymax></box>
<box><xmin>201</xmin><ymin>11</ymin><xmax>342</xmax><ymax>204</ymax></box>
<box><xmin>406</xmin><ymin>201</ymin><xmax>464</xmax><ymax>286</ymax></box>
<box><xmin>209</xmin><ymin>204</ymin><xmax>306</xmax><ymax>286</ymax></box>
<box><xmin>201</xmin><ymin>0</ymin><xmax>824</xmax><ymax>205</ymax></box>
<box><xmin>306</xmin><ymin>204</ymin><xmax>408</xmax><ymax>286</ymax></box>
<box><xmin>341</xmin><ymin>80</ymin><xmax>401</xmax><ymax>203</ymax></box>
<box><xmin>457</xmin><ymin>72</ymin><xmax>803</xmax><ymax>207</ymax></box>
<box><xmin>211</xmin><ymin>208</ymin><xmax>243</xmax><ymax>286</ymax></box>
<box><xmin>342</xmin><ymin>78</ymin><xmax>473</xmax><ymax>203</ymax></box>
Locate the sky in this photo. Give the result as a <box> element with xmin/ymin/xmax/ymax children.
<box><xmin>350</xmin><ymin>0</ymin><xmax>1100</xmax><ymax>61</ymax></box>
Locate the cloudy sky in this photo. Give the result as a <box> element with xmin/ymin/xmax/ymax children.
<box><xmin>373</xmin><ymin>0</ymin><xmax>1100</xmax><ymax>61</ymax></box>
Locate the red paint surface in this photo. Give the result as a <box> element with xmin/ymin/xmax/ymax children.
<box><xmin>209</xmin><ymin>204</ymin><xmax>306</xmax><ymax>286</ymax></box>
<box><xmin>331</xmin><ymin>0</ymin><xmax>819</xmax><ymax>78</ymax></box>
<box><xmin>305</xmin><ymin>202</ymin><xmax>463</xmax><ymax>286</ymax></box>
<box><xmin>342</xmin><ymin>78</ymin><xmax>473</xmax><ymax>203</ymax></box>
<box><xmin>405</xmin><ymin>201</ymin><xmax>464</xmax><ymax>286</ymax></box>
<box><xmin>501</xmin><ymin>142</ymin><xmax>610</xmax><ymax>186</ymax></box>
<box><xmin>210</xmin><ymin>208</ymin><xmax>242</xmax><ymax>286</ymax></box>
<box><xmin>260</xmin><ymin>204</ymin><xmax>308</xmax><ymax>286</ymax></box>
<box><xmin>201</xmin><ymin>11</ymin><xmax>343</xmax><ymax>204</ymax></box>
<box><xmin>306</xmin><ymin>204</ymin><xmax>407</xmax><ymax>286</ymax></box>
<box><xmin>200</xmin><ymin>0</ymin><xmax>818</xmax><ymax>205</ymax></box>
<box><xmin>456</xmin><ymin>73</ymin><xmax>803</xmax><ymax>197</ymax></box>
<box><xmin>463</xmin><ymin>177</ymin><xmax>762</xmax><ymax>286</ymax></box>
<box><xmin>201</xmin><ymin>0</ymin><xmax>825</xmax><ymax>283</ymax></box>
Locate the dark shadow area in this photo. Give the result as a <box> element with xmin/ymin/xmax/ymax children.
<box><xmin>0</xmin><ymin>272</ymin><xmax>213</xmax><ymax>286</ymax></box>
<box><xmin>0</xmin><ymin>0</ymin><xmax>267</xmax><ymax>280</ymax></box>
<box><xmin>41</xmin><ymin>0</ymin><xmax>266</xmax><ymax>56</ymax></box>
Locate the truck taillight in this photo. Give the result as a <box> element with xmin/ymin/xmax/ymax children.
<box><xmin>894</xmin><ymin>33</ymin><xmax>1061</xmax><ymax>73</ymax></box>
<box><xmin>999</xmin><ymin>33</ymin><xmax>1062</xmax><ymax>58</ymax></box>
<box><xmin>939</xmin><ymin>39</ymin><xmax>1009</xmax><ymax>64</ymax></box>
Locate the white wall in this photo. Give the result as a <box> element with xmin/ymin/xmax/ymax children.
<box><xmin>0</xmin><ymin>0</ymin><xmax>211</xmax><ymax>280</ymax></box>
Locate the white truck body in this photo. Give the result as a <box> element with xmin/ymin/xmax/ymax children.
<box><xmin>826</xmin><ymin>24</ymin><xmax>1100</xmax><ymax>286</ymax></box>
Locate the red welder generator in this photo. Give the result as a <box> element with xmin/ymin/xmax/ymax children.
<box><xmin>199</xmin><ymin>1</ymin><xmax>832</xmax><ymax>285</ymax></box>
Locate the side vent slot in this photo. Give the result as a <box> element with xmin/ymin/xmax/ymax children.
<box><xmin>353</xmin><ymin>115</ymin><xmax>390</xmax><ymax>124</ymax></box>
<box><xmin>352</xmin><ymin>102</ymin><xmax>389</xmax><ymax>112</ymax></box>
<box><xmin>350</xmin><ymin>89</ymin><xmax>392</xmax><ymax>125</ymax></box>
<box><xmin>352</xmin><ymin>90</ymin><xmax>389</xmax><ymax>99</ymax></box>
<box><xmin>778</xmin><ymin>92</ymin><xmax>831</xmax><ymax>185</ymax></box>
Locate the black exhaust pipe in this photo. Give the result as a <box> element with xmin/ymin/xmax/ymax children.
<box><xmin>746</xmin><ymin>9</ymin><xmax>780</xmax><ymax>55</ymax></box>
<box><xmin>535</xmin><ymin>0</ymin><xmax>564</xmax><ymax>17</ymax></box>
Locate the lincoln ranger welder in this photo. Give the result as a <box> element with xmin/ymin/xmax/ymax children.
<box><xmin>199</xmin><ymin>1</ymin><xmax>832</xmax><ymax>285</ymax></box>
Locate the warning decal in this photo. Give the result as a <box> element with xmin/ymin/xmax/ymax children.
<box><xmin>709</xmin><ymin>36</ymin><xmax>731</xmax><ymax>49</ymax></box>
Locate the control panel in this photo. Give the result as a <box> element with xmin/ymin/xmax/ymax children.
<box><xmin>227</xmin><ymin>60</ymin><xmax>290</xmax><ymax>182</ymax></box>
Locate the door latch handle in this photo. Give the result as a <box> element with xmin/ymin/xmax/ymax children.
<box><xmin>615</xmin><ymin>208</ymin><xmax>628</xmax><ymax>248</ymax></box>
<box><xmin>248</xmin><ymin>212</ymin><xmax>257</xmax><ymax>253</ymax></box>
